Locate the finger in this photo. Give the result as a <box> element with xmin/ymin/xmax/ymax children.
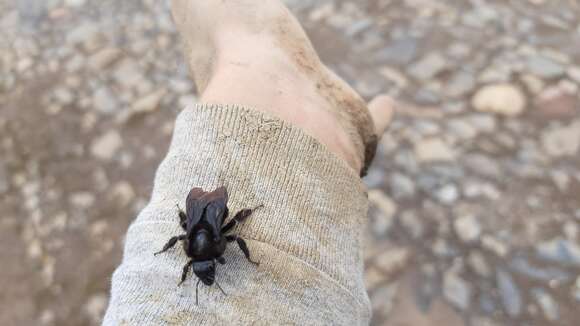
<box><xmin>368</xmin><ymin>95</ymin><xmax>396</xmax><ymax>136</ymax></box>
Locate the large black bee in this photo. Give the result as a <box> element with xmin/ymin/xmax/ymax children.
<box><xmin>154</xmin><ymin>186</ymin><xmax>262</xmax><ymax>304</ymax></box>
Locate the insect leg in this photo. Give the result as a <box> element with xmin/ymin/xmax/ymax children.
<box><xmin>154</xmin><ymin>235</ymin><xmax>185</xmax><ymax>255</ymax></box>
<box><xmin>195</xmin><ymin>279</ymin><xmax>201</xmax><ymax>305</ymax></box>
<box><xmin>221</xmin><ymin>204</ymin><xmax>264</xmax><ymax>234</ymax></box>
<box><xmin>215</xmin><ymin>280</ymin><xmax>227</xmax><ymax>296</ymax></box>
<box><xmin>176</xmin><ymin>204</ymin><xmax>187</xmax><ymax>230</ymax></box>
<box><xmin>226</xmin><ymin>235</ymin><xmax>259</xmax><ymax>265</ymax></box>
<box><xmin>178</xmin><ymin>260</ymin><xmax>194</xmax><ymax>286</ymax></box>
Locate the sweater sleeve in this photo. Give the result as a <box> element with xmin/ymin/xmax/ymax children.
<box><xmin>102</xmin><ymin>104</ymin><xmax>372</xmax><ymax>326</ymax></box>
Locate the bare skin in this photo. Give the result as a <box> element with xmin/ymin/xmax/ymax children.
<box><xmin>171</xmin><ymin>0</ymin><xmax>395</xmax><ymax>175</ymax></box>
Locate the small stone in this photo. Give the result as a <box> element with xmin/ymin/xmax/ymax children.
<box><xmin>70</xmin><ymin>192</ymin><xmax>95</xmax><ymax>209</ymax></box>
<box><xmin>110</xmin><ymin>181</ymin><xmax>135</xmax><ymax>207</ymax></box>
<box><xmin>415</xmin><ymin>138</ymin><xmax>456</xmax><ymax>163</ymax></box>
<box><xmin>66</xmin><ymin>22</ymin><xmax>104</xmax><ymax>52</ymax></box>
<box><xmin>468</xmin><ymin>251</ymin><xmax>491</xmax><ymax>277</ymax></box>
<box><xmin>374</xmin><ymin>37</ymin><xmax>418</xmax><ymax>65</ymax></box>
<box><xmin>0</xmin><ymin>162</ymin><xmax>8</xmax><ymax>194</ymax></box>
<box><xmin>536</xmin><ymin>238</ymin><xmax>580</xmax><ymax>266</ymax></box>
<box><xmin>568</xmin><ymin>66</ymin><xmax>580</xmax><ymax>83</ymax></box>
<box><xmin>118</xmin><ymin>88</ymin><xmax>167</xmax><ymax>123</ymax></box>
<box><xmin>93</xmin><ymin>87</ymin><xmax>119</xmax><ymax>114</ymax></box>
<box><xmin>53</xmin><ymin>87</ymin><xmax>74</xmax><ymax>106</ymax></box>
<box><xmin>399</xmin><ymin>211</ymin><xmax>424</xmax><ymax>239</ymax></box>
<box><xmin>443</xmin><ymin>272</ymin><xmax>472</xmax><ymax>310</ymax></box>
<box><xmin>550</xmin><ymin>170</ymin><xmax>570</xmax><ymax>191</ymax></box>
<box><xmin>527</xmin><ymin>56</ymin><xmax>565</xmax><ymax>79</ymax></box>
<box><xmin>446</xmin><ymin>72</ymin><xmax>476</xmax><ymax>98</ymax></box>
<box><xmin>89</xmin><ymin>48</ymin><xmax>123</xmax><ymax>70</ymax></box>
<box><xmin>531</xmin><ymin>288</ymin><xmax>559</xmax><ymax>321</ymax></box>
<box><xmin>454</xmin><ymin>215</ymin><xmax>481</xmax><ymax>243</ymax></box>
<box><xmin>65</xmin><ymin>0</ymin><xmax>87</xmax><ymax>7</ymax></box>
<box><xmin>374</xmin><ymin>247</ymin><xmax>411</xmax><ymax>277</ymax></box>
<box><xmin>509</xmin><ymin>258</ymin><xmax>571</xmax><ymax>282</ymax></box>
<box><xmin>91</xmin><ymin>130</ymin><xmax>123</xmax><ymax>161</ymax></box>
<box><xmin>541</xmin><ymin>120</ymin><xmax>580</xmax><ymax>157</ymax></box>
<box><xmin>368</xmin><ymin>190</ymin><xmax>397</xmax><ymax>221</ymax></box>
<box><xmin>472</xmin><ymin>83</ymin><xmax>526</xmax><ymax>117</ymax></box>
<box><xmin>84</xmin><ymin>293</ymin><xmax>107</xmax><ymax>324</ymax></box>
<box><xmin>535</xmin><ymin>85</ymin><xmax>578</xmax><ymax>119</ymax></box>
<box><xmin>466</xmin><ymin>114</ymin><xmax>497</xmax><ymax>133</ymax></box>
<box><xmin>463</xmin><ymin>154</ymin><xmax>501</xmax><ymax>178</ymax></box>
<box><xmin>447</xmin><ymin>119</ymin><xmax>478</xmax><ymax>140</ymax></box>
<box><xmin>435</xmin><ymin>184</ymin><xmax>459</xmax><ymax>205</ymax></box>
<box><xmin>497</xmin><ymin>269</ymin><xmax>522</xmax><ymax>317</ymax></box>
<box><xmin>481</xmin><ymin>235</ymin><xmax>508</xmax><ymax>257</ymax></box>
<box><xmin>114</xmin><ymin>60</ymin><xmax>145</xmax><ymax>89</ymax></box>
<box><xmin>520</xmin><ymin>74</ymin><xmax>545</xmax><ymax>94</ymax></box>
<box><xmin>388</xmin><ymin>172</ymin><xmax>416</xmax><ymax>199</ymax></box>
<box><xmin>408</xmin><ymin>52</ymin><xmax>447</xmax><ymax>80</ymax></box>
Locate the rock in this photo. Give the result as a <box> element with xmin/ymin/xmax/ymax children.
<box><xmin>481</xmin><ymin>235</ymin><xmax>508</xmax><ymax>257</ymax></box>
<box><xmin>496</xmin><ymin>269</ymin><xmax>522</xmax><ymax>317</ymax></box>
<box><xmin>65</xmin><ymin>0</ymin><xmax>87</xmax><ymax>7</ymax></box>
<box><xmin>531</xmin><ymin>288</ymin><xmax>559</xmax><ymax>321</ymax></box>
<box><xmin>466</xmin><ymin>114</ymin><xmax>497</xmax><ymax>133</ymax></box>
<box><xmin>472</xmin><ymin>83</ymin><xmax>526</xmax><ymax>117</ymax></box>
<box><xmin>443</xmin><ymin>272</ymin><xmax>472</xmax><ymax>310</ymax></box>
<box><xmin>110</xmin><ymin>181</ymin><xmax>135</xmax><ymax>207</ymax></box>
<box><xmin>527</xmin><ymin>56</ymin><xmax>565</xmax><ymax>78</ymax></box>
<box><xmin>446</xmin><ymin>72</ymin><xmax>476</xmax><ymax>98</ymax></box>
<box><xmin>93</xmin><ymin>87</ymin><xmax>119</xmax><ymax>114</ymax></box>
<box><xmin>568</xmin><ymin>66</ymin><xmax>580</xmax><ymax>83</ymax></box>
<box><xmin>89</xmin><ymin>48</ymin><xmax>123</xmax><ymax>70</ymax></box>
<box><xmin>454</xmin><ymin>215</ymin><xmax>481</xmax><ymax>243</ymax></box>
<box><xmin>463</xmin><ymin>181</ymin><xmax>501</xmax><ymax>200</ymax></box>
<box><xmin>435</xmin><ymin>184</ymin><xmax>460</xmax><ymax>205</ymax></box>
<box><xmin>536</xmin><ymin>238</ymin><xmax>580</xmax><ymax>266</ymax></box>
<box><xmin>374</xmin><ymin>247</ymin><xmax>411</xmax><ymax>277</ymax></box>
<box><xmin>118</xmin><ymin>88</ymin><xmax>167</xmax><ymax>123</ymax></box>
<box><xmin>399</xmin><ymin>211</ymin><xmax>424</xmax><ymax>239</ymax></box>
<box><xmin>66</xmin><ymin>22</ymin><xmax>104</xmax><ymax>52</ymax></box>
<box><xmin>70</xmin><ymin>192</ymin><xmax>95</xmax><ymax>209</ymax></box>
<box><xmin>408</xmin><ymin>52</ymin><xmax>447</xmax><ymax>81</ymax></box>
<box><xmin>374</xmin><ymin>37</ymin><xmax>418</xmax><ymax>65</ymax></box>
<box><xmin>379</xmin><ymin>66</ymin><xmax>409</xmax><ymax>89</ymax></box>
<box><xmin>388</xmin><ymin>172</ymin><xmax>416</xmax><ymax>199</ymax></box>
<box><xmin>178</xmin><ymin>95</ymin><xmax>198</xmax><ymax>108</ymax></box>
<box><xmin>468</xmin><ymin>251</ymin><xmax>491</xmax><ymax>277</ymax></box>
<box><xmin>414</xmin><ymin>138</ymin><xmax>456</xmax><ymax>163</ymax></box>
<box><xmin>550</xmin><ymin>170</ymin><xmax>570</xmax><ymax>191</ymax></box>
<box><xmin>447</xmin><ymin>119</ymin><xmax>478</xmax><ymax>140</ymax></box>
<box><xmin>534</xmin><ymin>85</ymin><xmax>578</xmax><ymax>119</ymax></box>
<box><xmin>509</xmin><ymin>257</ymin><xmax>571</xmax><ymax>282</ymax></box>
<box><xmin>84</xmin><ymin>293</ymin><xmax>107</xmax><ymax>324</ymax></box>
<box><xmin>463</xmin><ymin>154</ymin><xmax>501</xmax><ymax>178</ymax></box>
<box><xmin>53</xmin><ymin>87</ymin><xmax>74</xmax><ymax>106</ymax></box>
<box><xmin>113</xmin><ymin>60</ymin><xmax>145</xmax><ymax>89</ymax></box>
<box><xmin>368</xmin><ymin>190</ymin><xmax>397</xmax><ymax>221</ymax></box>
<box><xmin>91</xmin><ymin>130</ymin><xmax>123</xmax><ymax>161</ymax></box>
<box><xmin>520</xmin><ymin>74</ymin><xmax>545</xmax><ymax>94</ymax></box>
<box><xmin>541</xmin><ymin>120</ymin><xmax>580</xmax><ymax>157</ymax></box>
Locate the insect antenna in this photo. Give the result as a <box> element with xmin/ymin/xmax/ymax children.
<box><xmin>196</xmin><ymin>279</ymin><xmax>201</xmax><ymax>306</ymax></box>
<box><xmin>215</xmin><ymin>280</ymin><xmax>227</xmax><ymax>296</ymax></box>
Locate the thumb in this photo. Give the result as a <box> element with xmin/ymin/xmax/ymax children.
<box><xmin>368</xmin><ymin>95</ymin><xmax>396</xmax><ymax>136</ymax></box>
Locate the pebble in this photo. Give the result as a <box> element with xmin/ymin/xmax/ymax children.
<box><xmin>70</xmin><ymin>192</ymin><xmax>95</xmax><ymax>209</ymax></box>
<box><xmin>374</xmin><ymin>247</ymin><xmax>411</xmax><ymax>276</ymax></box>
<box><xmin>568</xmin><ymin>66</ymin><xmax>580</xmax><ymax>83</ymax></box>
<box><xmin>435</xmin><ymin>184</ymin><xmax>460</xmax><ymax>205</ymax></box>
<box><xmin>414</xmin><ymin>138</ymin><xmax>456</xmax><ymax>163</ymax></box>
<box><xmin>89</xmin><ymin>48</ymin><xmax>123</xmax><ymax>70</ymax></box>
<box><xmin>527</xmin><ymin>56</ymin><xmax>565</xmax><ymax>79</ymax></box>
<box><xmin>481</xmin><ymin>235</ymin><xmax>508</xmax><ymax>257</ymax></box>
<box><xmin>536</xmin><ymin>238</ymin><xmax>580</xmax><ymax>267</ymax></box>
<box><xmin>535</xmin><ymin>85</ymin><xmax>578</xmax><ymax>119</ymax></box>
<box><xmin>468</xmin><ymin>251</ymin><xmax>491</xmax><ymax>277</ymax></box>
<box><xmin>454</xmin><ymin>215</ymin><xmax>481</xmax><ymax>243</ymax></box>
<box><xmin>496</xmin><ymin>269</ymin><xmax>522</xmax><ymax>317</ymax></box>
<box><xmin>408</xmin><ymin>52</ymin><xmax>447</xmax><ymax>81</ymax></box>
<box><xmin>388</xmin><ymin>172</ymin><xmax>416</xmax><ymax>199</ymax></box>
<box><xmin>463</xmin><ymin>154</ymin><xmax>502</xmax><ymax>179</ymax></box>
<box><xmin>509</xmin><ymin>257</ymin><xmax>571</xmax><ymax>282</ymax></box>
<box><xmin>520</xmin><ymin>74</ymin><xmax>545</xmax><ymax>94</ymax></box>
<box><xmin>446</xmin><ymin>71</ymin><xmax>476</xmax><ymax>98</ymax></box>
<box><xmin>399</xmin><ymin>210</ymin><xmax>424</xmax><ymax>239</ymax></box>
<box><xmin>84</xmin><ymin>293</ymin><xmax>108</xmax><ymax>324</ymax></box>
<box><xmin>368</xmin><ymin>190</ymin><xmax>397</xmax><ymax>221</ymax></box>
<box><xmin>374</xmin><ymin>37</ymin><xmax>418</xmax><ymax>65</ymax></box>
<box><xmin>531</xmin><ymin>288</ymin><xmax>559</xmax><ymax>321</ymax></box>
<box><xmin>447</xmin><ymin>118</ymin><xmax>478</xmax><ymax>140</ymax></box>
<box><xmin>541</xmin><ymin>120</ymin><xmax>580</xmax><ymax>157</ymax></box>
<box><xmin>472</xmin><ymin>83</ymin><xmax>526</xmax><ymax>117</ymax></box>
<box><xmin>466</xmin><ymin>114</ymin><xmax>497</xmax><ymax>133</ymax></box>
<box><xmin>118</xmin><ymin>88</ymin><xmax>167</xmax><ymax>123</ymax></box>
<box><xmin>93</xmin><ymin>87</ymin><xmax>119</xmax><ymax>114</ymax></box>
<box><xmin>0</xmin><ymin>162</ymin><xmax>8</xmax><ymax>194</ymax></box>
<box><xmin>110</xmin><ymin>181</ymin><xmax>135</xmax><ymax>207</ymax></box>
<box><xmin>91</xmin><ymin>130</ymin><xmax>123</xmax><ymax>161</ymax></box>
<box><xmin>178</xmin><ymin>95</ymin><xmax>198</xmax><ymax>108</ymax></box>
<box><xmin>443</xmin><ymin>272</ymin><xmax>472</xmax><ymax>310</ymax></box>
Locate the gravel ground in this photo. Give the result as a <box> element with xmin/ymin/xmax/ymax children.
<box><xmin>1</xmin><ymin>0</ymin><xmax>579</xmax><ymax>325</ymax></box>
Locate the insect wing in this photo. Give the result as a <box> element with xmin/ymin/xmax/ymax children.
<box><xmin>185</xmin><ymin>187</ymin><xmax>229</xmax><ymax>233</ymax></box>
<box><xmin>185</xmin><ymin>187</ymin><xmax>208</xmax><ymax>228</ymax></box>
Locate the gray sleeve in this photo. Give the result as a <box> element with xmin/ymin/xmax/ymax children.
<box><xmin>102</xmin><ymin>104</ymin><xmax>372</xmax><ymax>326</ymax></box>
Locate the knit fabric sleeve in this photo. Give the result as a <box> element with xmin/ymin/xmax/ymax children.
<box><xmin>102</xmin><ymin>104</ymin><xmax>372</xmax><ymax>326</ymax></box>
